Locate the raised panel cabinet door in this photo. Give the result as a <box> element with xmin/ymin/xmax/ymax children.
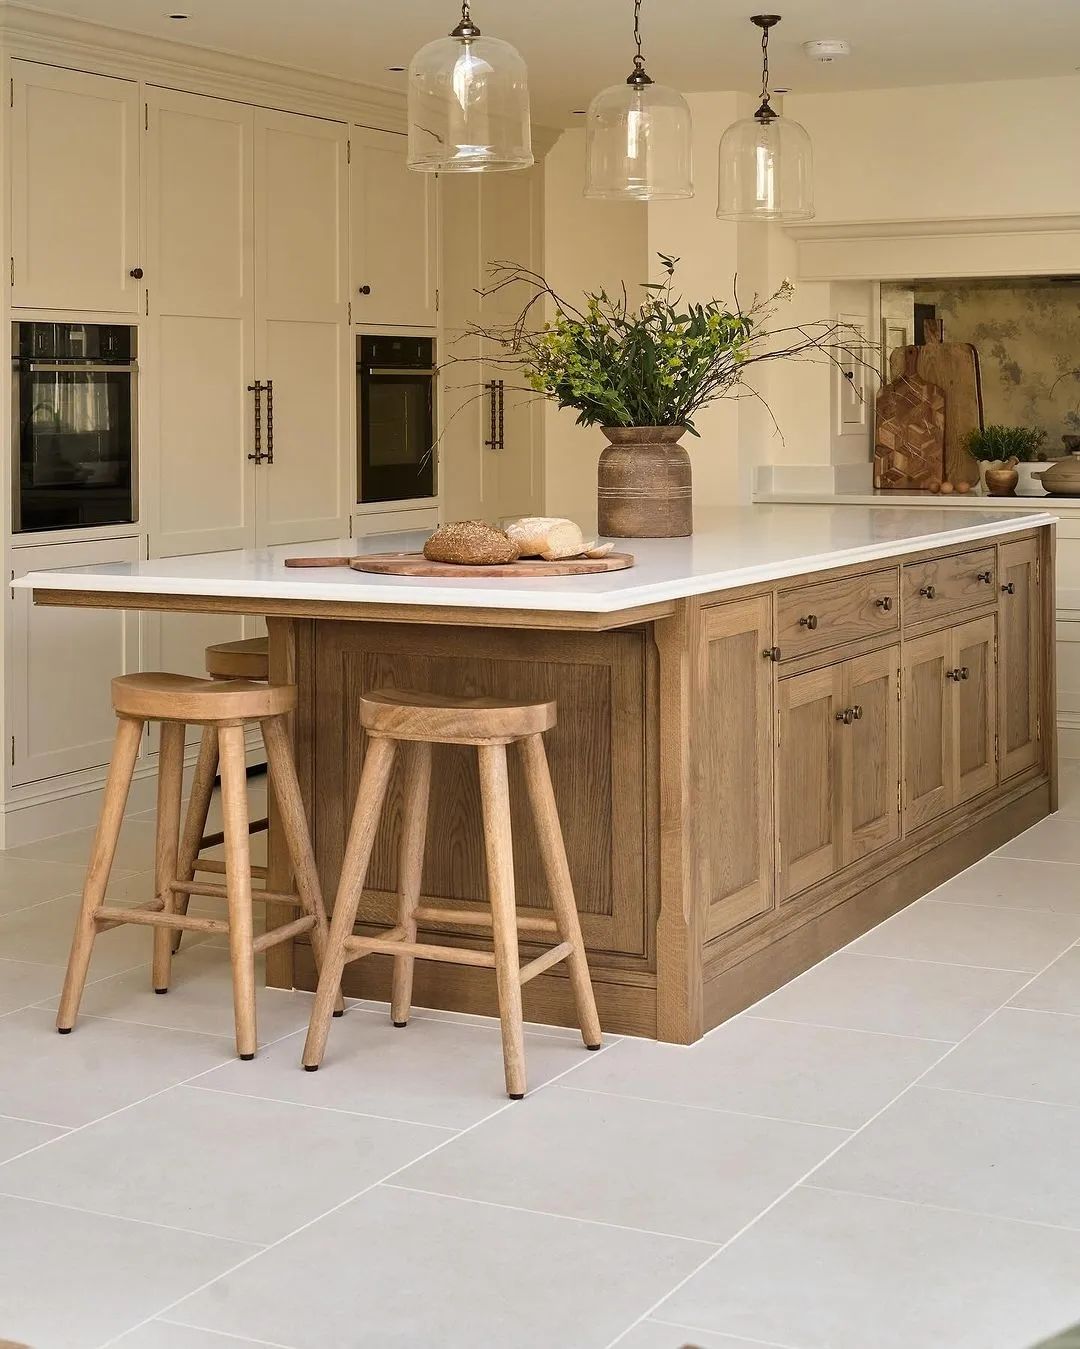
<box><xmin>255</xmin><ymin>110</ymin><xmax>351</xmax><ymax>543</ymax></box>
<box><xmin>952</xmin><ymin>614</ymin><xmax>998</xmax><ymax>806</ymax></box>
<box><xmin>351</xmin><ymin>127</ymin><xmax>437</xmax><ymax>327</ymax></box>
<box><xmin>999</xmin><ymin>538</ymin><xmax>1042</xmax><ymax>781</ymax></box>
<box><xmin>144</xmin><ymin>89</ymin><xmax>257</xmax><ymax>556</ymax></box>
<box><xmin>842</xmin><ymin>645</ymin><xmax>901</xmax><ymax>865</ymax></box>
<box><xmin>701</xmin><ymin>598</ymin><xmax>775</xmax><ymax>941</ymax></box>
<box><xmin>903</xmin><ymin>628</ymin><xmax>953</xmax><ymax>831</ymax></box>
<box><xmin>10</xmin><ymin>538</ymin><xmax>142</xmax><ymax>785</ymax></box>
<box><xmin>11</xmin><ymin>62</ymin><xmax>140</xmax><ymax>313</ymax></box>
<box><xmin>777</xmin><ymin>664</ymin><xmax>844</xmax><ymax>902</ymax></box>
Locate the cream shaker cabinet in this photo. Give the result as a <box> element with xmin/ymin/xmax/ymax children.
<box><xmin>10</xmin><ymin>62</ymin><xmax>142</xmax><ymax>313</ymax></box>
<box><xmin>351</xmin><ymin>126</ymin><xmax>437</xmax><ymax>328</ymax></box>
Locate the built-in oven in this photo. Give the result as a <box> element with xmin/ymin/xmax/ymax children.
<box><xmin>12</xmin><ymin>321</ymin><xmax>138</xmax><ymax>534</ymax></box>
<box><xmin>357</xmin><ymin>334</ymin><xmax>437</xmax><ymax>504</ymax></box>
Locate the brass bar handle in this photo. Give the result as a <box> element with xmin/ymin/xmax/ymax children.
<box><xmin>876</xmin><ymin>596</ymin><xmax>893</xmax><ymax>612</ymax></box>
<box><xmin>246</xmin><ymin>381</ymin><xmax>264</xmax><ymax>463</ymax></box>
<box><xmin>762</xmin><ymin>646</ymin><xmax>781</xmax><ymax>662</ymax></box>
<box><xmin>799</xmin><ymin>614</ymin><xmax>819</xmax><ymax>630</ymax></box>
<box><xmin>265</xmin><ymin>379</ymin><xmax>274</xmax><ymax>465</ymax></box>
<box><xmin>976</xmin><ymin>570</ymin><xmax>993</xmax><ymax>584</ymax></box>
<box><xmin>919</xmin><ymin>584</ymin><xmax>936</xmax><ymax>599</ymax></box>
<box><xmin>1002</xmin><ymin>581</ymin><xmax>1016</xmax><ymax>595</ymax></box>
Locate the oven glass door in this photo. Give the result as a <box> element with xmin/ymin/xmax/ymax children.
<box><xmin>15</xmin><ymin>363</ymin><xmax>136</xmax><ymax>532</ymax></box>
<box><xmin>358</xmin><ymin>368</ymin><xmax>436</xmax><ymax>504</ymax></box>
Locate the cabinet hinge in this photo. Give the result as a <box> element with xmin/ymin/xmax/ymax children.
<box><xmin>9</xmin><ymin>569</ymin><xmax>14</xmax><ymax>599</ymax></box>
<box><xmin>9</xmin><ymin>257</ymin><xmax>13</xmax><ymax>287</ymax></box>
<box><xmin>897</xmin><ymin>777</ymin><xmax>902</xmax><ymax>813</ymax></box>
<box><xmin>348</xmin><ymin>300</ymin><xmax>352</xmax><ymax>325</ymax></box>
<box><xmin>144</xmin><ymin>102</ymin><xmax>149</xmax><ymax>131</ymax></box>
<box><xmin>435</xmin><ymin>287</ymin><xmax>440</xmax><ymax>313</ymax></box>
<box><xmin>346</xmin><ymin>138</ymin><xmax>351</xmax><ymax>164</ymax></box>
<box><xmin>10</xmin><ymin>737</ymin><xmax>14</xmax><ymax>768</ymax></box>
<box><xmin>1036</xmin><ymin>556</ymin><xmax>1041</xmax><ymax>585</ymax></box>
<box><xmin>145</xmin><ymin>288</ymin><xmax>150</xmax><ymax>317</ymax></box>
<box><xmin>9</xmin><ymin>78</ymin><xmax>13</xmax><ymax>108</ymax></box>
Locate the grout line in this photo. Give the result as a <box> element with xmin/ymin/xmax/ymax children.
<box><xmin>1005</xmin><ymin>1001</ymin><xmax>1080</xmax><ymax>1019</ymax></box>
<box><xmin>554</xmin><ymin>1082</ymin><xmax>854</xmax><ymax>1135</ymax></box>
<box><xmin>842</xmin><ymin>950</ymin><xmax>1040</xmax><ymax>974</ymax></box>
<box><xmin>16</xmin><ymin>1003</ymin><xmax>241</xmax><ymax>1047</ymax></box>
<box><xmin>157</xmin><ymin>1321</ymin><xmax>295</xmax><ymax>1349</ymax></box>
<box><xmin>918</xmin><ymin>1081</ymin><xmax>1080</xmax><ymax>1113</ymax></box>
<box><xmin>0</xmin><ymin>1110</ymin><xmax>70</xmax><ymax>1131</ymax></box>
<box><xmin>185</xmin><ymin>1081</ymin><xmax>459</xmax><ymax>1133</ymax></box>
<box><xmin>648</xmin><ymin>1318</ymin><xmax>802</xmax><ymax>1349</ymax></box>
<box><xmin>742</xmin><ymin>1013</ymin><xmax>955</xmax><ymax>1045</ymax></box>
<box><xmin>602</xmin><ymin>910</ymin><xmax>1080</xmax><ymax>1348</ymax></box>
<box><xmin>380</xmin><ymin>1180</ymin><xmax>718</xmax><ymax>1247</ymax></box>
<box><xmin>801</xmin><ymin>1181</ymin><xmax>1080</xmax><ymax>1238</ymax></box>
<box><xmin>0</xmin><ymin>1188</ymin><xmax>265</xmax><ymax>1250</ymax></box>
<box><xmin>96</xmin><ymin>1034</ymin><xmax>625</xmax><ymax>1348</ymax></box>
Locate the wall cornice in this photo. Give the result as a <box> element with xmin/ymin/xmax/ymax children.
<box><xmin>786</xmin><ymin>214</ymin><xmax>1080</xmax><ymax>243</ymax></box>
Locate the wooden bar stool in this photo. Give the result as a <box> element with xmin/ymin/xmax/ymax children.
<box><xmin>56</xmin><ymin>672</ymin><xmax>342</xmax><ymax>1059</ymax></box>
<box><xmin>302</xmin><ymin>688</ymin><xmax>602</xmax><ymax>1098</ymax></box>
<box><xmin>173</xmin><ymin>637</ymin><xmax>270</xmax><ymax>953</ymax></box>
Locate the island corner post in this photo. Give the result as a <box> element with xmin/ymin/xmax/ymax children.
<box><xmin>26</xmin><ymin>515</ymin><xmax>1057</xmax><ymax>1045</ymax></box>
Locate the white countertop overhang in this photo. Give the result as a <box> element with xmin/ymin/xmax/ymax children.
<box><xmin>16</xmin><ymin>506</ymin><xmax>1057</xmax><ymax>617</ymax></box>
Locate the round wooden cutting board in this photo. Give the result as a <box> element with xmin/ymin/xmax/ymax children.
<box><xmin>347</xmin><ymin>552</ymin><xmax>634</xmax><ymax>578</ymax></box>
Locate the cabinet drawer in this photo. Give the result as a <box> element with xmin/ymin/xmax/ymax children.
<box><xmin>902</xmin><ymin>548</ymin><xmax>997</xmax><ymax>625</ymax></box>
<box><xmin>777</xmin><ymin>569</ymin><xmax>899</xmax><ymax>659</ymax></box>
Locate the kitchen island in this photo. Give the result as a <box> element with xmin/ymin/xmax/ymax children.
<box><xmin>20</xmin><ymin>505</ymin><xmax>1057</xmax><ymax>1043</ymax></box>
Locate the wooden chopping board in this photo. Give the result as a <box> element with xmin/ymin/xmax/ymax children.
<box><xmin>889</xmin><ymin>321</ymin><xmax>983</xmax><ymax>486</ymax></box>
<box><xmin>874</xmin><ymin>348</ymin><xmax>946</xmax><ymax>489</ymax></box>
<box><xmin>349</xmin><ymin>552</ymin><xmax>634</xmax><ymax>578</ymax></box>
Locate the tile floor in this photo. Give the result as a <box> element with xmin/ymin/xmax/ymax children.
<box><xmin>2</xmin><ymin>771</ymin><xmax>1080</xmax><ymax>1348</ymax></box>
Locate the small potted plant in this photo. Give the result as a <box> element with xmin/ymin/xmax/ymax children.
<box><xmin>965</xmin><ymin>425</ymin><xmax>1047</xmax><ymax>496</ymax></box>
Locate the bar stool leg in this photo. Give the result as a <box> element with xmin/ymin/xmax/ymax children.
<box><xmin>391</xmin><ymin>741</ymin><xmax>432</xmax><ymax>1028</ymax></box>
<box><xmin>151</xmin><ymin>722</ymin><xmax>186</xmax><ymax>994</ymax></box>
<box><xmin>261</xmin><ymin>714</ymin><xmax>344</xmax><ymax>1017</ymax></box>
<box><xmin>477</xmin><ymin>742</ymin><xmax>527</xmax><ymax>1099</ymax></box>
<box><xmin>56</xmin><ymin>716</ymin><xmax>145</xmax><ymax>1033</ymax></box>
<box><xmin>303</xmin><ymin>735</ymin><xmax>397</xmax><ymax>1070</ymax></box>
<box><xmin>172</xmin><ymin>726</ymin><xmax>219</xmax><ymax>954</ymax></box>
<box><xmin>219</xmin><ymin>722</ymin><xmax>258</xmax><ymax>1059</ymax></box>
<box><xmin>518</xmin><ymin>733</ymin><xmax>602</xmax><ymax>1050</ymax></box>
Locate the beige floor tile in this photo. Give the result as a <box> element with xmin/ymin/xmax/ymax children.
<box><xmin>923</xmin><ymin>1006</ymin><xmax>1080</xmax><ymax>1108</ymax></box>
<box><xmin>1011</xmin><ymin>946</ymin><xmax>1080</xmax><ymax>1015</ymax></box>
<box><xmin>849</xmin><ymin>898</ymin><xmax>1080</xmax><ymax>970</ymax></box>
<box><xmin>927</xmin><ymin>855</ymin><xmax>1080</xmax><ymax>914</ymax></box>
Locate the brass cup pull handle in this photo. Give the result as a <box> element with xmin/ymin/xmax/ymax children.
<box><xmin>851</xmin><ymin>704</ymin><xmax>863</xmax><ymax>720</ymax></box>
<box><xmin>876</xmin><ymin>596</ymin><xmax>893</xmax><ymax>612</ymax></box>
<box><xmin>919</xmin><ymin>584</ymin><xmax>936</xmax><ymax>599</ymax></box>
<box><xmin>835</xmin><ymin>708</ymin><xmax>855</xmax><ymax>725</ymax></box>
<box><xmin>976</xmin><ymin>571</ymin><xmax>993</xmax><ymax>584</ymax></box>
<box><xmin>799</xmin><ymin>614</ymin><xmax>819</xmax><ymax>630</ymax></box>
<box><xmin>1002</xmin><ymin>581</ymin><xmax>1016</xmax><ymax>595</ymax></box>
<box><xmin>762</xmin><ymin>646</ymin><xmax>781</xmax><ymax>662</ymax></box>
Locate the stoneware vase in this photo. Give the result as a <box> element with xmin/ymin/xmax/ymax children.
<box><xmin>597</xmin><ymin>426</ymin><xmax>693</xmax><ymax>538</ymax></box>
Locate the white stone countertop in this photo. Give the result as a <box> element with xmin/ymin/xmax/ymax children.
<box><xmin>754</xmin><ymin>487</ymin><xmax>1069</xmax><ymax>511</ymax></box>
<box><xmin>16</xmin><ymin>506</ymin><xmax>1057</xmax><ymax>616</ymax></box>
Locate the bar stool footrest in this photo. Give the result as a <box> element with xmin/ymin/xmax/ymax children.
<box><xmin>171</xmin><ymin>880</ymin><xmax>302</xmax><ymax>907</ymax></box>
<box><xmin>193</xmin><ymin>859</ymin><xmax>269</xmax><ymax>881</ymax></box>
<box><xmin>413</xmin><ymin>904</ymin><xmax>559</xmax><ymax>935</ymax></box>
<box><xmin>95</xmin><ymin>905</ymin><xmax>229</xmax><ymax>936</ymax></box>
<box><xmin>252</xmin><ymin>915</ymin><xmax>316</xmax><ymax>953</ymax></box>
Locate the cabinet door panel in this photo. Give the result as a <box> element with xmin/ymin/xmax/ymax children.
<box><xmin>999</xmin><ymin>539</ymin><xmax>1041</xmax><ymax>781</ymax></box>
<box><xmin>845</xmin><ymin>646</ymin><xmax>901</xmax><ymax>863</ymax></box>
<box><xmin>953</xmin><ymin>615</ymin><xmax>997</xmax><ymax>806</ymax></box>
<box><xmin>10</xmin><ymin>539</ymin><xmax>142</xmax><ymax>784</ymax></box>
<box><xmin>11</xmin><ymin>62</ymin><xmax>140</xmax><ymax>312</ymax></box>
<box><xmin>903</xmin><ymin>628</ymin><xmax>952</xmax><ymax>831</ymax></box>
<box><xmin>778</xmin><ymin>665</ymin><xmax>843</xmax><ymax>901</ymax></box>
<box><xmin>702</xmin><ymin>599</ymin><xmax>775</xmax><ymax>940</ymax></box>
<box><xmin>351</xmin><ymin>126</ymin><xmax>437</xmax><ymax>327</ymax></box>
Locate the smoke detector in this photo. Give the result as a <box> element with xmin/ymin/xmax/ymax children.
<box><xmin>803</xmin><ymin>38</ymin><xmax>851</xmax><ymax>63</ymax></box>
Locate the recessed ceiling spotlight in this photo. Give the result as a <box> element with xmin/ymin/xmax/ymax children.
<box><xmin>167</xmin><ymin>12</ymin><xmax>189</xmax><ymax>18</ymax></box>
<box><xmin>571</xmin><ymin>109</ymin><xmax>587</xmax><ymax>116</ymax></box>
<box><xmin>386</xmin><ymin>65</ymin><xmax>406</xmax><ymax>72</ymax></box>
<box><xmin>803</xmin><ymin>38</ymin><xmax>851</xmax><ymax>63</ymax></box>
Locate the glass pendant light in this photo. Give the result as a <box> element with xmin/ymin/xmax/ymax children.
<box><xmin>407</xmin><ymin>1</ymin><xmax>533</xmax><ymax>173</ymax></box>
<box><xmin>584</xmin><ymin>0</ymin><xmax>693</xmax><ymax>201</ymax></box>
<box><xmin>717</xmin><ymin>15</ymin><xmax>814</xmax><ymax>221</ymax></box>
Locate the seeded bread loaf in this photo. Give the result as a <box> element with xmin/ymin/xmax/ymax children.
<box><xmin>423</xmin><ymin>520</ymin><xmax>520</xmax><ymax>566</ymax></box>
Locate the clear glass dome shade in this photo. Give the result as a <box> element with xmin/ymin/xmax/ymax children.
<box><xmin>407</xmin><ymin>32</ymin><xmax>533</xmax><ymax>173</ymax></box>
<box><xmin>716</xmin><ymin>112</ymin><xmax>814</xmax><ymax>221</ymax></box>
<box><xmin>585</xmin><ymin>79</ymin><xmax>693</xmax><ymax>200</ymax></box>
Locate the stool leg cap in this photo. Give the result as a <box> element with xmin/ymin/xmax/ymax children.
<box><xmin>509</xmin><ymin>1092</ymin><xmax>525</xmax><ymax>1100</ymax></box>
<box><xmin>239</xmin><ymin>1053</ymin><xmax>255</xmax><ymax>1061</ymax></box>
<box><xmin>586</xmin><ymin>1043</ymin><xmax>602</xmax><ymax>1051</ymax></box>
<box><xmin>332</xmin><ymin>1009</ymin><xmax>344</xmax><ymax>1018</ymax></box>
<box><xmin>304</xmin><ymin>1064</ymin><xmax>319</xmax><ymax>1072</ymax></box>
<box><xmin>57</xmin><ymin>1027</ymin><xmax>72</xmax><ymax>1035</ymax></box>
<box><xmin>393</xmin><ymin>1021</ymin><xmax>408</xmax><ymax>1028</ymax></box>
<box><xmin>154</xmin><ymin>988</ymin><xmax>168</xmax><ymax>995</ymax></box>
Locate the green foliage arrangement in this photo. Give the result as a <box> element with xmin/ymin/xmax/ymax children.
<box><xmin>460</xmin><ymin>254</ymin><xmax>867</xmax><ymax>438</ymax></box>
<box><xmin>965</xmin><ymin>424</ymin><xmax>1047</xmax><ymax>463</ymax></box>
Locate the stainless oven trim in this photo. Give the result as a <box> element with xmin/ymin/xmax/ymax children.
<box><xmin>21</xmin><ymin>361</ymin><xmax>139</xmax><ymax>374</ymax></box>
<box><xmin>357</xmin><ymin>343</ymin><xmax>438</xmax><ymax>506</ymax></box>
<box><xmin>362</xmin><ymin>366</ymin><xmax>439</xmax><ymax>377</ymax></box>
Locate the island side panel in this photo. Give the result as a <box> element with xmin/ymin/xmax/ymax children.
<box><xmin>292</xmin><ymin>617</ymin><xmax>662</xmax><ymax>1036</ymax></box>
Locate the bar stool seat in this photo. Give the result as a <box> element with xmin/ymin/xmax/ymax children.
<box><xmin>57</xmin><ymin>672</ymin><xmax>342</xmax><ymax>1060</ymax></box>
<box><xmin>205</xmin><ymin>637</ymin><xmax>269</xmax><ymax>681</ymax></box>
<box><xmin>302</xmin><ymin>687</ymin><xmax>602</xmax><ymax>1098</ymax></box>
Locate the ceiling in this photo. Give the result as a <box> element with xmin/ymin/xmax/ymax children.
<box><xmin>13</xmin><ymin>0</ymin><xmax>1080</xmax><ymax>124</ymax></box>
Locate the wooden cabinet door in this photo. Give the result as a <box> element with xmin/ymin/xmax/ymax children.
<box><xmin>843</xmin><ymin>646</ymin><xmax>901</xmax><ymax>864</ymax></box>
<box><xmin>999</xmin><ymin>538</ymin><xmax>1042</xmax><ymax>781</ymax></box>
<box><xmin>351</xmin><ymin>126</ymin><xmax>437</xmax><ymax>328</ymax></box>
<box><xmin>903</xmin><ymin>628</ymin><xmax>953</xmax><ymax>831</ymax></box>
<box><xmin>254</xmin><ymin>109</ymin><xmax>351</xmax><ymax>545</ymax></box>
<box><xmin>145</xmin><ymin>88</ymin><xmax>257</xmax><ymax>557</ymax></box>
<box><xmin>952</xmin><ymin>615</ymin><xmax>998</xmax><ymax>806</ymax></box>
<box><xmin>778</xmin><ymin>664</ymin><xmax>844</xmax><ymax>901</ymax></box>
<box><xmin>702</xmin><ymin>599</ymin><xmax>775</xmax><ymax>940</ymax></box>
<box><xmin>9</xmin><ymin>538</ymin><xmax>142</xmax><ymax>785</ymax></box>
<box><xmin>11</xmin><ymin>62</ymin><xmax>140</xmax><ymax>313</ymax></box>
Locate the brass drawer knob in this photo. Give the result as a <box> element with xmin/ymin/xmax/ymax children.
<box><xmin>835</xmin><ymin>708</ymin><xmax>855</xmax><ymax>724</ymax></box>
<box><xmin>919</xmin><ymin>584</ymin><xmax>936</xmax><ymax>599</ymax></box>
<box><xmin>851</xmin><ymin>704</ymin><xmax>863</xmax><ymax>720</ymax></box>
<box><xmin>976</xmin><ymin>570</ymin><xmax>993</xmax><ymax>584</ymax></box>
<box><xmin>1002</xmin><ymin>581</ymin><xmax>1016</xmax><ymax>595</ymax></box>
<box><xmin>876</xmin><ymin>596</ymin><xmax>893</xmax><ymax>612</ymax></box>
<box><xmin>762</xmin><ymin>646</ymin><xmax>781</xmax><ymax>662</ymax></box>
<box><xmin>799</xmin><ymin>614</ymin><xmax>819</xmax><ymax>630</ymax></box>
